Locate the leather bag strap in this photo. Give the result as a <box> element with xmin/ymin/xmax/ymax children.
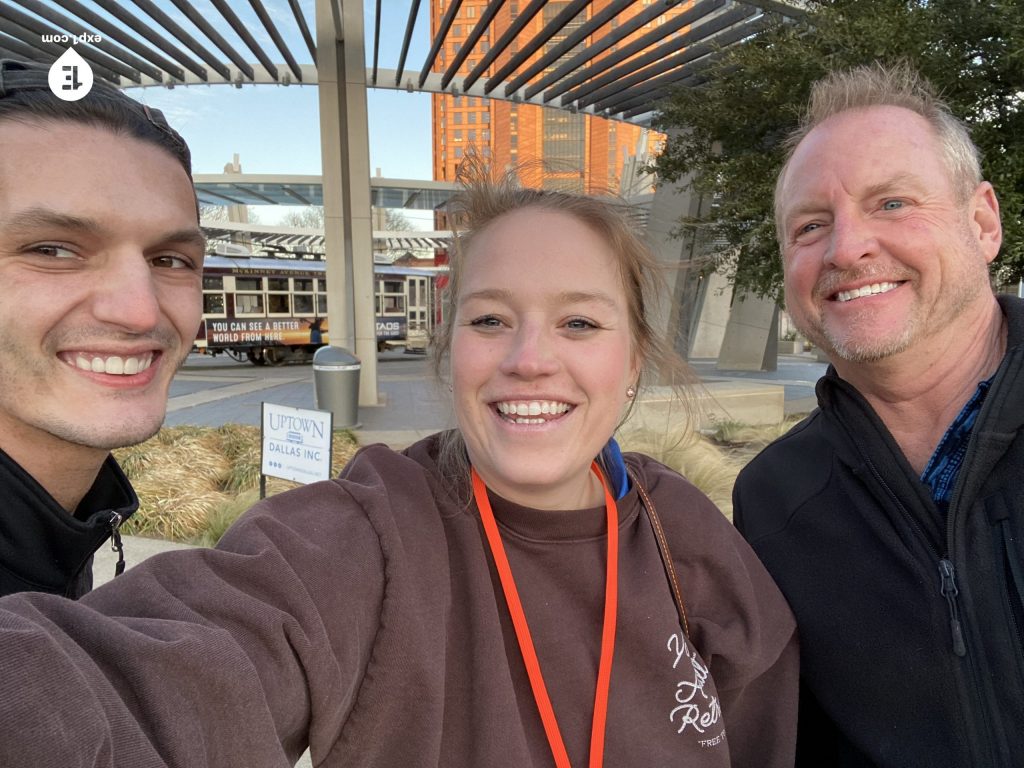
<box><xmin>627</xmin><ymin>466</ymin><xmax>690</xmax><ymax>640</ymax></box>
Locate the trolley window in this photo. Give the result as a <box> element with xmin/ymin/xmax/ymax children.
<box><xmin>235</xmin><ymin>293</ymin><xmax>264</xmax><ymax>316</ymax></box>
<box><xmin>267</xmin><ymin>277</ymin><xmax>291</xmax><ymax>315</ymax></box>
<box><xmin>202</xmin><ymin>275</ymin><xmax>226</xmax><ymax>317</ymax></box>
<box><xmin>268</xmin><ymin>293</ymin><xmax>290</xmax><ymax>314</ymax></box>
<box><xmin>377</xmin><ymin>279</ymin><xmax>406</xmax><ymax>316</ymax></box>
<box><xmin>234</xmin><ymin>276</ymin><xmax>265</xmax><ymax>317</ymax></box>
<box><xmin>203</xmin><ymin>293</ymin><xmax>225</xmax><ymax>316</ymax></box>
<box><xmin>235</xmin><ymin>277</ymin><xmax>262</xmax><ymax>291</ymax></box>
<box><xmin>294</xmin><ymin>277</ymin><xmax>315</xmax><ymax>315</ymax></box>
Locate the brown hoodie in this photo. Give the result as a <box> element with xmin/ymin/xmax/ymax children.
<box><xmin>0</xmin><ymin>434</ymin><xmax>796</xmax><ymax>767</ymax></box>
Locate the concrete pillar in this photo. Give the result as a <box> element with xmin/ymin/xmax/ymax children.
<box><xmin>644</xmin><ymin>169</ymin><xmax>707</xmax><ymax>370</ymax></box>
<box><xmin>716</xmin><ymin>292</ymin><xmax>779</xmax><ymax>372</ymax></box>
<box><xmin>222</xmin><ymin>154</ymin><xmax>253</xmax><ymax>251</ymax></box>
<box><xmin>315</xmin><ymin>0</ymin><xmax>378</xmax><ymax>405</ymax></box>
<box><xmin>645</xmin><ymin>131</ymin><xmax>786</xmax><ymax>372</ymax></box>
<box><xmin>688</xmin><ymin>269</ymin><xmax>733</xmax><ymax>358</ymax></box>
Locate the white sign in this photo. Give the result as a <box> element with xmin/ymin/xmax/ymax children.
<box><xmin>261</xmin><ymin>403</ymin><xmax>333</xmax><ymax>485</ymax></box>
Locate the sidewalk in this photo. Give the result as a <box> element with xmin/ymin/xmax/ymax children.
<box><xmin>688</xmin><ymin>354</ymin><xmax>826</xmax><ymax>417</ymax></box>
<box><xmin>163</xmin><ymin>351</ymin><xmax>825</xmax><ymax>444</ymax></box>
<box><xmin>164</xmin><ymin>350</ymin><xmax>456</xmax><ymax>449</ymax></box>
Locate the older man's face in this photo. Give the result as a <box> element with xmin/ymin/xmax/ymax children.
<box><xmin>0</xmin><ymin>121</ymin><xmax>204</xmax><ymax>463</ymax></box>
<box><xmin>777</xmin><ymin>105</ymin><xmax>1001</xmax><ymax>364</ymax></box>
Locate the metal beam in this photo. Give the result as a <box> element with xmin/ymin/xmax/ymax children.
<box><xmin>370</xmin><ymin>0</ymin><xmax>381</xmax><ymax>84</ymax></box>
<box><xmin>486</xmin><ymin>0</ymin><xmax>588</xmax><ymax>95</ymax></box>
<box><xmin>587</xmin><ymin>14</ymin><xmax>768</xmax><ymax>113</ymax></box>
<box><xmin>742</xmin><ymin>0</ymin><xmax>807</xmax><ymax>19</ymax></box>
<box><xmin>597</xmin><ymin>49</ymin><xmax>725</xmax><ymax>116</ymax></box>
<box><xmin>440</xmin><ymin>0</ymin><xmax>505</xmax><ymax>90</ymax></box>
<box><xmin>537</xmin><ymin>0</ymin><xmax>725</xmax><ymax>103</ymax></box>
<box><xmin>0</xmin><ymin>3</ymin><xmax>140</xmax><ymax>82</ymax></box>
<box><xmin>559</xmin><ymin>5</ymin><xmax>757</xmax><ymax>107</ymax></box>
<box><xmin>605</xmin><ymin>61</ymin><xmax>712</xmax><ymax>115</ymax></box>
<box><xmin>184</xmin><ymin>0</ymin><xmax>266</xmax><ymax>81</ymax></box>
<box><xmin>0</xmin><ymin>36</ymin><xmax>37</xmax><ymax>61</ymax></box>
<box><xmin>248</xmin><ymin>0</ymin><xmax>304</xmax><ymax>82</ymax></box>
<box><xmin>452</xmin><ymin>0</ymin><xmax>512</xmax><ymax>91</ymax></box>
<box><xmin>287</xmin><ymin>0</ymin><xmax>316</xmax><ymax>64</ymax></box>
<box><xmin>0</xmin><ymin>15</ymin><xmax>124</xmax><ymax>84</ymax></box>
<box><xmin>0</xmin><ymin>0</ymin><xmax>782</xmax><ymax>129</ymax></box>
<box><xmin>394</xmin><ymin>0</ymin><xmax>425</xmax><ymax>87</ymax></box>
<box><xmin>502</xmin><ymin>0</ymin><xmax>635</xmax><ymax>96</ymax></box>
<box><xmin>197</xmin><ymin>188</ymin><xmax>250</xmax><ymax>205</ymax></box>
<box><xmin>283</xmin><ymin>186</ymin><xmax>314</xmax><ymax>206</ymax></box>
<box><xmin>127</xmin><ymin>0</ymin><xmax>232</xmax><ymax>81</ymax></box>
<box><xmin>13</xmin><ymin>0</ymin><xmax>166</xmax><ymax>81</ymax></box>
<box><xmin>526</xmin><ymin>0</ymin><xmax>720</xmax><ymax>101</ymax></box>
<box><xmin>90</xmin><ymin>0</ymin><xmax>211</xmax><ymax>81</ymax></box>
<box><xmin>227</xmin><ymin>184</ymin><xmax>281</xmax><ymax>206</ymax></box>
<box><xmin>417</xmin><ymin>0</ymin><xmax>461</xmax><ymax>88</ymax></box>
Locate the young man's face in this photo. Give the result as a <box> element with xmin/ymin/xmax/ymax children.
<box><xmin>0</xmin><ymin>120</ymin><xmax>205</xmax><ymax>464</ymax></box>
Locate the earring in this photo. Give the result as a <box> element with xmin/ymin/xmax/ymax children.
<box><xmin>626</xmin><ymin>385</ymin><xmax>636</xmax><ymax>399</ymax></box>
<box><xmin>448</xmin><ymin>383</ymin><xmax>453</xmax><ymax>393</ymax></box>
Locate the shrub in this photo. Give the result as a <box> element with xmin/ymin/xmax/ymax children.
<box><xmin>113</xmin><ymin>426</ymin><xmax>359</xmax><ymax>544</ymax></box>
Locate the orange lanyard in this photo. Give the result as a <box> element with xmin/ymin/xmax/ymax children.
<box><xmin>472</xmin><ymin>463</ymin><xmax>619</xmax><ymax>768</ymax></box>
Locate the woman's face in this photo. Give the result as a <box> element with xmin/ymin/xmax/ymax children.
<box><xmin>451</xmin><ymin>207</ymin><xmax>640</xmax><ymax>510</ymax></box>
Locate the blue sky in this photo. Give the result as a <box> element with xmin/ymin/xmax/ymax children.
<box><xmin>134</xmin><ymin>85</ymin><xmax>434</xmax><ymax>179</ymax></box>
<box><xmin>108</xmin><ymin>1</ymin><xmax>436</xmax><ymax>224</ymax></box>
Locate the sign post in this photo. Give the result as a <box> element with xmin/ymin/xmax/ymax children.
<box><xmin>260</xmin><ymin>403</ymin><xmax>334</xmax><ymax>497</ymax></box>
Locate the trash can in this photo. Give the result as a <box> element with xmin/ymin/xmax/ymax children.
<box><xmin>312</xmin><ymin>346</ymin><xmax>361</xmax><ymax>428</ymax></box>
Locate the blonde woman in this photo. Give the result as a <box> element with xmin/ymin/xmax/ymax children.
<box><xmin>0</xmin><ymin>171</ymin><xmax>797</xmax><ymax>767</ymax></box>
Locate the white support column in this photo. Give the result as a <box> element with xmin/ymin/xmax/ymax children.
<box><xmin>315</xmin><ymin>0</ymin><xmax>379</xmax><ymax>405</ymax></box>
<box><xmin>689</xmin><ymin>270</ymin><xmax>734</xmax><ymax>358</ymax></box>
<box><xmin>716</xmin><ymin>293</ymin><xmax>779</xmax><ymax>372</ymax></box>
<box><xmin>646</xmin><ymin>134</ymin><xmax>779</xmax><ymax>372</ymax></box>
<box><xmin>644</xmin><ymin>168</ymin><xmax>710</xmax><ymax>369</ymax></box>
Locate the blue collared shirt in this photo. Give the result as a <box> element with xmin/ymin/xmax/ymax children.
<box><xmin>920</xmin><ymin>377</ymin><xmax>993</xmax><ymax>516</ymax></box>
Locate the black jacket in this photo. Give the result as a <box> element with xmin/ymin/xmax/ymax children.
<box><xmin>734</xmin><ymin>295</ymin><xmax>1024</xmax><ymax>768</ymax></box>
<box><xmin>0</xmin><ymin>448</ymin><xmax>138</xmax><ymax>598</ymax></box>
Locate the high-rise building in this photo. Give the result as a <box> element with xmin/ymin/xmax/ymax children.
<box><xmin>430</xmin><ymin>1</ymin><xmax>692</xmax><ymax>195</ymax></box>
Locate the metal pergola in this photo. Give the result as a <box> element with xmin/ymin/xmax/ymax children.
<box><xmin>1</xmin><ymin>0</ymin><xmax>804</xmax><ymax>125</ymax></box>
<box><xmin>199</xmin><ymin>220</ymin><xmax>451</xmax><ymax>254</ymax></box>
<box><xmin>191</xmin><ymin>174</ymin><xmax>459</xmax><ymax>209</ymax></box>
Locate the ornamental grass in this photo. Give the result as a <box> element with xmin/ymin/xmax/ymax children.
<box><xmin>113</xmin><ymin>425</ymin><xmax>359</xmax><ymax>545</ymax></box>
<box><xmin>114</xmin><ymin>418</ymin><xmax>805</xmax><ymax>544</ymax></box>
<box><xmin>617</xmin><ymin>415</ymin><xmax>807</xmax><ymax>521</ymax></box>
<box><xmin>617</xmin><ymin>427</ymin><xmax>744</xmax><ymax>520</ymax></box>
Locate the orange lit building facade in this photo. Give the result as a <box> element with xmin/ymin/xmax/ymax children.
<box><xmin>431</xmin><ymin>1</ymin><xmax>692</xmax><ymax>194</ymax></box>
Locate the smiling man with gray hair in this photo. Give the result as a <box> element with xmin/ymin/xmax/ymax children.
<box><xmin>734</xmin><ymin>62</ymin><xmax>1024</xmax><ymax>767</ymax></box>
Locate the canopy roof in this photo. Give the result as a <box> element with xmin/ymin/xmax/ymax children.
<box><xmin>2</xmin><ymin>0</ymin><xmax>804</xmax><ymax>125</ymax></box>
<box><xmin>194</xmin><ymin>174</ymin><xmax>459</xmax><ymax>209</ymax></box>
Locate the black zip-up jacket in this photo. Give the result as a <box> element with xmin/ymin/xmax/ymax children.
<box><xmin>0</xmin><ymin>448</ymin><xmax>137</xmax><ymax>598</ymax></box>
<box><xmin>734</xmin><ymin>295</ymin><xmax>1024</xmax><ymax>767</ymax></box>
